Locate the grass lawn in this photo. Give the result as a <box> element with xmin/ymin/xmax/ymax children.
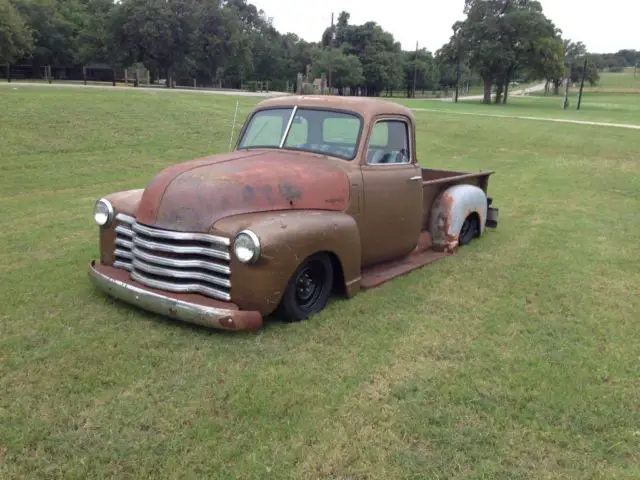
<box><xmin>583</xmin><ymin>69</ymin><xmax>640</xmax><ymax>93</ymax></box>
<box><xmin>407</xmin><ymin>92</ymin><xmax>640</xmax><ymax>125</ymax></box>
<box><xmin>1</xmin><ymin>85</ymin><xmax>639</xmax><ymax>479</ymax></box>
<box><xmin>397</xmin><ymin>70</ymin><xmax>640</xmax><ymax>126</ymax></box>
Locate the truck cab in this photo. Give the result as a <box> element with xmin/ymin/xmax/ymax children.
<box><xmin>88</xmin><ymin>95</ymin><xmax>499</xmax><ymax>331</ymax></box>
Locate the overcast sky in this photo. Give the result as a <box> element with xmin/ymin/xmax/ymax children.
<box><xmin>251</xmin><ymin>0</ymin><xmax>638</xmax><ymax>54</ymax></box>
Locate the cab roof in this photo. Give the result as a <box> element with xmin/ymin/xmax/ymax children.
<box><xmin>253</xmin><ymin>95</ymin><xmax>415</xmax><ymax>121</ymax></box>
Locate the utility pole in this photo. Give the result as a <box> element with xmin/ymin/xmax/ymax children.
<box><xmin>577</xmin><ymin>56</ymin><xmax>587</xmax><ymax>111</ymax></box>
<box><xmin>455</xmin><ymin>50</ymin><xmax>461</xmax><ymax>103</ymax></box>
<box><xmin>453</xmin><ymin>26</ymin><xmax>461</xmax><ymax>103</ymax></box>
<box><xmin>412</xmin><ymin>41</ymin><xmax>418</xmax><ymax>98</ymax></box>
<box><xmin>562</xmin><ymin>64</ymin><xmax>571</xmax><ymax>110</ymax></box>
<box><xmin>327</xmin><ymin>12</ymin><xmax>334</xmax><ymax>93</ymax></box>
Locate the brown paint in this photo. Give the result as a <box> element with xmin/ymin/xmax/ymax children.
<box><xmin>136</xmin><ymin>151</ymin><xmax>264</xmax><ymax>225</ymax></box>
<box><xmin>142</xmin><ymin>151</ymin><xmax>351</xmax><ymax>233</ymax></box>
<box><xmin>99</xmin><ymin>189</ymin><xmax>143</xmax><ymax>266</ymax></box>
<box><xmin>89</xmin><ymin>95</ymin><xmax>499</xmax><ymax>330</ymax></box>
<box><xmin>213</xmin><ymin>210</ymin><xmax>361</xmax><ymax>314</ymax></box>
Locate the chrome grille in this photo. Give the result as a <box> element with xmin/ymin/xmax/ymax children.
<box><xmin>113</xmin><ymin>213</ymin><xmax>232</xmax><ymax>301</ymax></box>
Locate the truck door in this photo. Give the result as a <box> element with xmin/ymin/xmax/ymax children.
<box><xmin>360</xmin><ymin>116</ymin><xmax>423</xmax><ymax>267</ymax></box>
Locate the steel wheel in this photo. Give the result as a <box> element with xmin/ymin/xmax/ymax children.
<box><xmin>276</xmin><ymin>253</ymin><xmax>334</xmax><ymax>322</ymax></box>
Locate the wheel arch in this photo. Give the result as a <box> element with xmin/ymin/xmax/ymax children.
<box><xmin>213</xmin><ymin>210</ymin><xmax>361</xmax><ymax>316</ymax></box>
<box><xmin>428</xmin><ymin>184</ymin><xmax>488</xmax><ymax>252</ymax></box>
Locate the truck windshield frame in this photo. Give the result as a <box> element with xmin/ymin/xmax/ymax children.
<box><xmin>236</xmin><ymin>106</ymin><xmax>364</xmax><ymax>161</ymax></box>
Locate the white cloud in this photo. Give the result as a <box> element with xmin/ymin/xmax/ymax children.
<box><xmin>251</xmin><ymin>0</ymin><xmax>639</xmax><ymax>54</ymax></box>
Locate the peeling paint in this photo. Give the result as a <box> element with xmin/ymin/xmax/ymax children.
<box><xmin>135</xmin><ymin>151</ymin><xmax>351</xmax><ymax>232</ymax></box>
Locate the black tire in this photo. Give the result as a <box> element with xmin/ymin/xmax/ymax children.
<box><xmin>458</xmin><ymin>214</ymin><xmax>481</xmax><ymax>246</ymax></box>
<box><xmin>275</xmin><ymin>253</ymin><xmax>334</xmax><ymax>323</ymax></box>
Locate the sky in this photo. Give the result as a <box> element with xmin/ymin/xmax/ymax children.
<box><xmin>251</xmin><ymin>0</ymin><xmax>638</xmax><ymax>54</ymax></box>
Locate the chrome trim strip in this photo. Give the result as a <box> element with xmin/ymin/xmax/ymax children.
<box><xmin>132</xmin><ymin>222</ymin><xmax>230</xmax><ymax>247</ymax></box>
<box><xmin>132</xmin><ymin>259</ymin><xmax>231</xmax><ymax>289</ymax></box>
<box><xmin>116</xmin><ymin>213</ymin><xmax>135</xmax><ymax>225</ymax></box>
<box><xmin>115</xmin><ymin>225</ymin><xmax>133</xmax><ymax>237</ymax></box>
<box><xmin>115</xmin><ymin>238</ymin><xmax>134</xmax><ymax>250</ymax></box>
<box><xmin>115</xmin><ymin>248</ymin><xmax>133</xmax><ymax>259</ymax></box>
<box><xmin>131</xmin><ymin>247</ymin><xmax>230</xmax><ymax>275</ymax></box>
<box><xmin>130</xmin><ymin>271</ymin><xmax>231</xmax><ymax>301</ymax></box>
<box><xmin>113</xmin><ymin>260</ymin><xmax>132</xmax><ymax>271</ymax></box>
<box><xmin>132</xmin><ymin>236</ymin><xmax>230</xmax><ymax>261</ymax></box>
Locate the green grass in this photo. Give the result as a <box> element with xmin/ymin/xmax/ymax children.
<box><xmin>395</xmin><ymin>70</ymin><xmax>640</xmax><ymax>125</ymax></box>
<box><xmin>408</xmin><ymin>92</ymin><xmax>640</xmax><ymax>125</ymax></box>
<box><xmin>399</xmin><ymin>91</ymin><xmax>640</xmax><ymax>127</ymax></box>
<box><xmin>587</xmin><ymin>69</ymin><xmax>640</xmax><ymax>92</ymax></box>
<box><xmin>1</xmin><ymin>86</ymin><xmax>640</xmax><ymax>479</ymax></box>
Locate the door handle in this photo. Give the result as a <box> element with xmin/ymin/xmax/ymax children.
<box><xmin>409</xmin><ymin>176</ymin><xmax>422</xmax><ymax>182</ymax></box>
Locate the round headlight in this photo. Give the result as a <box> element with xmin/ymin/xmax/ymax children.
<box><xmin>93</xmin><ymin>198</ymin><xmax>114</xmax><ymax>226</ymax></box>
<box><xmin>233</xmin><ymin>230</ymin><xmax>261</xmax><ymax>264</ymax></box>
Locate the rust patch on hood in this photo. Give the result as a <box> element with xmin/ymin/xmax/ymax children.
<box><xmin>136</xmin><ymin>150</ymin><xmax>351</xmax><ymax>232</ymax></box>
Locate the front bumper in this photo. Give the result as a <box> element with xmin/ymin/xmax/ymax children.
<box><xmin>88</xmin><ymin>261</ymin><xmax>264</xmax><ymax>331</ymax></box>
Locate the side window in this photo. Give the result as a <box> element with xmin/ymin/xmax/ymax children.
<box><xmin>369</xmin><ymin>122</ymin><xmax>389</xmax><ymax>147</ymax></box>
<box><xmin>366</xmin><ymin>119</ymin><xmax>411</xmax><ymax>165</ymax></box>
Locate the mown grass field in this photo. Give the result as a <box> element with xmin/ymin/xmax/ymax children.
<box><xmin>582</xmin><ymin>68</ymin><xmax>640</xmax><ymax>94</ymax></box>
<box><xmin>1</xmin><ymin>81</ymin><xmax>639</xmax><ymax>479</ymax></box>
<box><xmin>399</xmin><ymin>70</ymin><xmax>640</xmax><ymax>126</ymax></box>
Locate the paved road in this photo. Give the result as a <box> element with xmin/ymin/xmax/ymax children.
<box><xmin>438</xmin><ymin>82</ymin><xmax>548</xmax><ymax>102</ymax></box>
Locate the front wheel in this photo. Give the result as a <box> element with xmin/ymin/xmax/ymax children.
<box><xmin>275</xmin><ymin>253</ymin><xmax>334</xmax><ymax>323</ymax></box>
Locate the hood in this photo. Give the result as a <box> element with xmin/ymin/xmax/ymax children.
<box><xmin>135</xmin><ymin>150</ymin><xmax>351</xmax><ymax>232</ymax></box>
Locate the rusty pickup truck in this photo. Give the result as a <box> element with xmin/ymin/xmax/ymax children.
<box><xmin>88</xmin><ymin>95</ymin><xmax>499</xmax><ymax>331</ymax></box>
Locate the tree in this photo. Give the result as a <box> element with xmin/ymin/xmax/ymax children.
<box><xmin>403</xmin><ymin>48</ymin><xmax>437</xmax><ymax>97</ymax></box>
<box><xmin>75</xmin><ymin>0</ymin><xmax>119</xmax><ymax>71</ymax></box>
<box><xmin>0</xmin><ymin>0</ymin><xmax>34</xmax><ymax>65</ymax></box>
<box><xmin>526</xmin><ymin>35</ymin><xmax>565</xmax><ymax>93</ymax></box>
<box><xmin>311</xmin><ymin>48</ymin><xmax>363</xmax><ymax>94</ymax></box>
<box><xmin>570</xmin><ymin>54</ymin><xmax>600</xmax><ymax>86</ymax></box>
<box><xmin>494</xmin><ymin>5</ymin><xmax>561</xmax><ymax>103</ymax></box>
<box><xmin>111</xmin><ymin>0</ymin><xmax>199</xmax><ymax>87</ymax></box>
<box><xmin>320</xmin><ymin>13</ymin><xmax>406</xmax><ymax>96</ymax></box>
<box><xmin>4</xmin><ymin>0</ymin><xmax>614</xmax><ymax>99</ymax></box>
<box><xmin>11</xmin><ymin>0</ymin><xmax>82</xmax><ymax>67</ymax></box>
<box><xmin>545</xmin><ymin>39</ymin><xmax>601</xmax><ymax>95</ymax></box>
<box><xmin>450</xmin><ymin>0</ymin><xmax>563</xmax><ymax>104</ymax></box>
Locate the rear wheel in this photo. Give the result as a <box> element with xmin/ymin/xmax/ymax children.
<box><xmin>276</xmin><ymin>253</ymin><xmax>334</xmax><ymax>322</ymax></box>
<box><xmin>458</xmin><ymin>214</ymin><xmax>481</xmax><ymax>246</ymax></box>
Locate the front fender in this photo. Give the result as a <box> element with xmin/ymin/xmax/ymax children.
<box><xmin>213</xmin><ymin>210</ymin><xmax>361</xmax><ymax>316</ymax></box>
<box><xmin>98</xmin><ymin>189</ymin><xmax>144</xmax><ymax>265</ymax></box>
<box><xmin>429</xmin><ymin>184</ymin><xmax>487</xmax><ymax>252</ymax></box>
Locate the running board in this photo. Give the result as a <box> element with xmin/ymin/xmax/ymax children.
<box><xmin>360</xmin><ymin>232</ymin><xmax>452</xmax><ymax>290</ymax></box>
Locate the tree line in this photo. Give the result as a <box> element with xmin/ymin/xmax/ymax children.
<box><xmin>1</xmin><ymin>0</ymin><xmax>637</xmax><ymax>102</ymax></box>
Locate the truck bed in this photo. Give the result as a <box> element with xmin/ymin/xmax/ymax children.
<box><xmin>420</xmin><ymin>168</ymin><xmax>494</xmax><ymax>231</ymax></box>
<box><xmin>361</xmin><ymin>167</ymin><xmax>495</xmax><ymax>290</ymax></box>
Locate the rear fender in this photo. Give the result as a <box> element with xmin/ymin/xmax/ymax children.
<box><xmin>428</xmin><ymin>184</ymin><xmax>488</xmax><ymax>252</ymax></box>
<box><xmin>213</xmin><ymin>210</ymin><xmax>362</xmax><ymax>315</ymax></box>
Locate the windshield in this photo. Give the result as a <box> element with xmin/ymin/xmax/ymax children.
<box><xmin>237</xmin><ymin>107</ymin><xmax>362</xmax><ymax>160</ymax></box>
